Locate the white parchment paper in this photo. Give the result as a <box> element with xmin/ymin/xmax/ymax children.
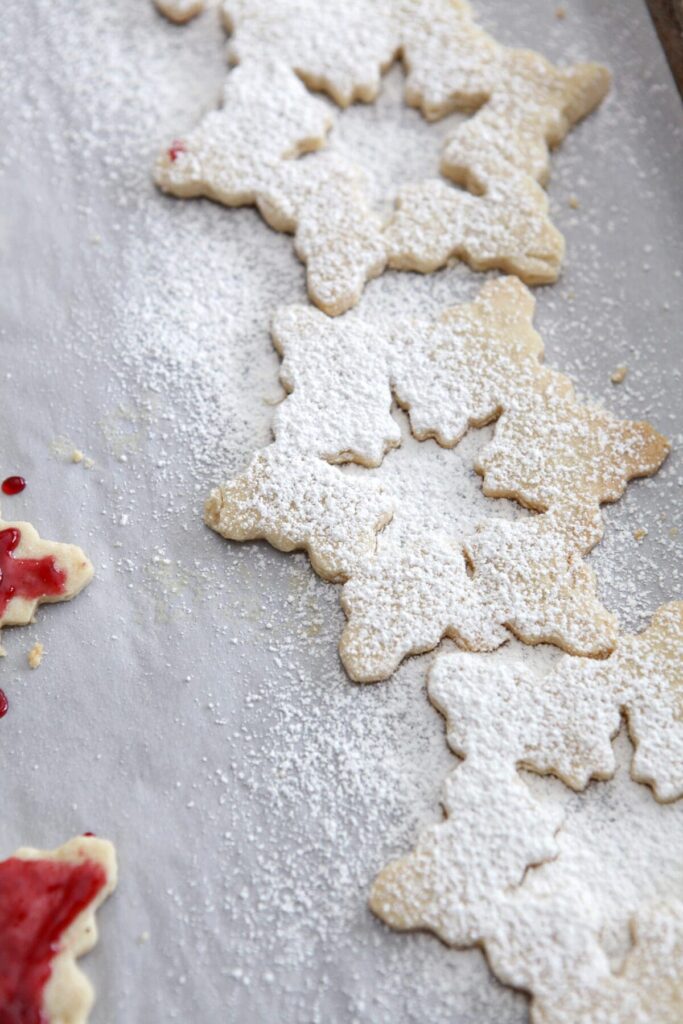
<box><xmin>1</xmin><ymin>1</ymin><xmax>682</xmax><ymax>1021</ymax></box>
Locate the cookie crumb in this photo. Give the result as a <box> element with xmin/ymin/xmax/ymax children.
<box><xmin>669</xmin><ymin>526</ymin><xmax>679</xmax><ymax>539</ymax></box>
<box><xmin>633</xmin><ymin>527</ymin><xmax>648</xmax><ymax>541</ymax></box>
<box><xmin>28</xmin><ymin>641</ymin><xmax>44</xmax><ymax>669</ymax></box>
<box><xmin>71</xmin><ymin>449</ymin><xmax>85</xmax><ymax>464</ymax></box>
<box><xmin>555</xmin><ymin>5</ymin><xmax>567</xmax><ymax>18</ymax></box>
<box><xmin>0</xmin><ymin>644</ymin><xmax>6</xmax><ymax>658</ymax></box>
<box><xmin>611</xmin><ymin>365</ymin><xmax>628</xmax><ymax>384</ymax></box>
<box><xmin>568</xmin><ymin>194</ymin><xmax>579</xmax><ymax>209</ymax></box>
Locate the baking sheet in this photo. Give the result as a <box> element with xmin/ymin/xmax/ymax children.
<box><xmin>1</xmin><ymin>1</ymin><xmax>682</xmax><ymax>1021</ymax></box>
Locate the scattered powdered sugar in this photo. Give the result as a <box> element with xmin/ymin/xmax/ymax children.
<box><xmin>1</xmin><ymin>1</ymin><xmax>682</xmax><ymax>1022</ymax></box>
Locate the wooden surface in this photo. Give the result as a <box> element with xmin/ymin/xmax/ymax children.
<box><xmin>644</xmin><ymin>0</ymin><xmax>683</xmax><ymax>98</ymax></box>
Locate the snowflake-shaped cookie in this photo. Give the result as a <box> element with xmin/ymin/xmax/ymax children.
<box><xmin>0</xmin><ymin>519</ymin><xmax>94</xmax><ymax>629</ymax></box>
<box><xmin>155</xmin><ymin>0</ymin><xmax>610</xmax><ymax>313</ymax></box>
<box><xmin>371</xmin><ymin>605</ymin><xmax>683</xmax><ymax>1022</ymax></box>
<box><xmin>206</xmin><ymin>278</ymin><xmax>668</xmax><ymax>681</ymax></box>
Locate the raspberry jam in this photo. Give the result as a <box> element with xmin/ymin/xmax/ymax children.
<box><xmin>0</xmin><ymin>691</ymin><xmax>7</xmax><ymax>719</ymax></box>
<box><xmin>1</xmin><ymin>478</ymin><xmax>26</xmax><ymax>497</ymax></box>
<box><xmin>0</xmin><ymin>528</ymin><xmax>67</xmax><ymax>618</ymax></box>
<box><xmin>0</xmin><ymin>855</ymin><xmax>107</xmax><ymax>1024</ymax></box>
<box><xmin>168</xmin><ymin>140</ymin><xmax>186</xmax><ymax>162</ymax></box>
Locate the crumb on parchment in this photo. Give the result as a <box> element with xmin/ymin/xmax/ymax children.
<box><xmin>633</xmin><ymin>528</ymin><xmax>648</xmax><ymax>542</ymax></box>
<box><xmin>611</xmin><ymin>365</ymin><xmax>628</xmax><ymax>384</ymax></box>
<box><xmin>28</xmin><ymin>641</ymin><xmax>44</xmax><ymax>669</ymax></box>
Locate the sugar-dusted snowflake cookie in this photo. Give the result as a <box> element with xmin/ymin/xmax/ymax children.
<box><xmin>155</xmin><ymin>0</ymin><xmax>204</xmax><ymax>24</ymax></box>
<box><xmin>372</xmin><ymin>618</ymin><xmax>683</xmax><ymax>1021</ymax></box>
<box><xmin>373</xmin><ymin>605</ymin><xmax>683</xmax><ymax>1018</ymax></box>
<box><xmin>0</xmin><ymin>835</ymin><xmax>117</xmax><ymax>1024</ymax></box>
<box><xmin>157</xmin><ymin>0</ymin><xmax>609</xmax><ymax>310</ymax></box>
<box><xmin>0</xmin><ymin>519</ymin><xmax>93</xmax><ymax>629</ymax></box>
<box><xmin>207</xmin><ymin>279</ymin><xmax>668</xmax><ymax>681</ymax></box>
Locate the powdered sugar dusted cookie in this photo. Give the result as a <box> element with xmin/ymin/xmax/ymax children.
<box><xmin>207</xmin><ymin>279</ymin><xmax>668</xmax><ymax>681</ymax></box>
<box><xmin>0</xmin><ymin>835</ymin><xmax>117</xmax><ymax>1024</ymax></box>
<box><xmin>156</xmin><ymin>0</ymin><xmax>609</xmax><ymax>308</ymax></box>
<box><xmin>372</xmin><ymin>634</ymin><xmax>683</xmax><ymax>1021</ymax></box>
<box><xmin>155</xmin><ymin>0</ymin><xmax>204</xmax><ymax>23</ymax></box>
<box><xmin>155</xmin><ymin>62</ymin><xmax>385</xmax><ymax>315</ymax></box>
<box><xmin>485</xmin><ymin>890</ymin><xmax>683</xmax><ymax>1024</ymax></box>
<box><xmin>272</xmin><ymin>305</ymin><xmax>396</xmax><ymax>466</ymax></box>
<box><xmin>0</xmin><ymin>519</ymin><xmax>93</xmax><ymax>629</ymax></box>
<box><xmin>223</xmin><ymin>0</ymin><xmax>398</xmax><ymax>107</ymax></box>
<box><xmin>370</xmin><ymin>756</ymin><xmax>563</xmax><ymax>946</ymax></box>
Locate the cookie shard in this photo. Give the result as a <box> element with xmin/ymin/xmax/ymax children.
<box><xmin>155</xmin><ymin>62</ymin><xmax>384</xmax><ymax>316</ymax></box>
<box><xmin>288</xmin><ymin>155</ymin><xmax>388</xmax><ymax>316</ymax></box>
<box><xmin>466</xmin><ymin>512</ymin><xmax>618</xmax><ymax>658</ymax></box>
<box><xmin>476</xmin><ymin>393</ymin><xmax>671</xmax><ymax>518</ymax></box>
<box><xmin>384</xmin><ymin>176</ymin><xmax>564</xmax><ymax>285</ymax></box>
<box><xmin>0</xmin><ymin>519</ymin><xmax>94</xmax><ymax>629</ymax></box>
<box><xmin>399</xmin><ymin>0</ymin><xmax>504</xmax><ymax>120</ymax></box>
<box><xmin>222</xmin><ymin>0</ymin><xmax>399</xmax><ymax>107</ymax></box>
<box><xmin>2</xmin><ymin>835</ymin><xmax>117</xmax><ymax>1024</ymax></box>
<box><xmin>204</xmin><ymin>444</ymin><xmax>393</xmax><ymax>583</ymax></box>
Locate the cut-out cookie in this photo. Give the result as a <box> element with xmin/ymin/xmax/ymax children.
<box><xmin>0</xmin><ymin>520</ymin><xmax>93</xmax><ymax>629</ymax></box>
<box><xmin>208</xmin><ymin>279</ymin><xmax>668</xmax><ymax>681</ymax></box>
<box><xmin>0</xmin><ymin>835</ymin><xmax>117</xmax><ymax>1024</ymax></box>
<box><xmin>157</xmin><ymin>1</ymin><xmax>609</xmax><ymax>310</ymax></box>
<box><xmin>372</xmin><ymin>631</ymin><xmax>683</xmax><ymax>1021</ymax></box>
<box><xmin>155</xmin><ymin>0</ymin><xmax>204</xmax><ymax>23</ymax></box>
<box><xmin>155</xmin><ymin>62</ymin><xmax>385</xmax><ymax>316</ymax></box>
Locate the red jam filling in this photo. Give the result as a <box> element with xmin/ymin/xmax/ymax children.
<box><xmin>0</xmin><ymin>856</ymin><xmax>107</xmax><ymax>1024</ymax></box>
<box><xmin>0</xmin><ymin>691</ymin><xmax>7</xmax><ymax>719</ymax></box>
<box><xmin>1</xmin><ymin>478</ymin><xmax>26</xmax><ymax>496</ymax></box>
<box><xmin>167</xmin><ymin>140</ymin><xmax>186</xmax><ymax>162</ymax></box>
<box><xmin>0</xmin><ymin>528</ymin><xmax>67</xmax><ymax>618</ymax></box>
